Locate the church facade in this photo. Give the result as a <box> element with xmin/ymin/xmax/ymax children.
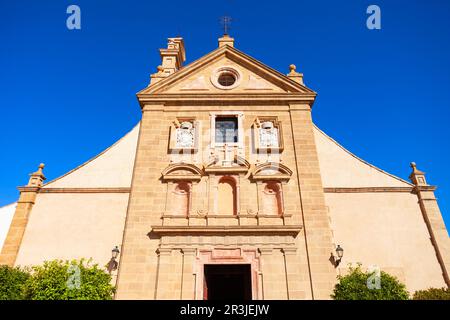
<box><xmin>1</xmin><ymin>35</ymin><xmax>449</xmax><ymax>299</ymax></box>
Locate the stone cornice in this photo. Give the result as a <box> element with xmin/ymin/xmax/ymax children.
<box><xmin>18</xmin><ymin>186</ymin><xmax>40</xmax><ymax>193</ymax></box>
<box><xmin>413</xmin><ymin>185</ymin><xmax>437</xmax><ymax>193</ymax></box>
<box><xmin>138</xmin><ymin>93</ymin><xmax>316</xmax><ymax>109</ymax></box>
<box><xmin>39</xmin><ymin>187</ymin><xmax>131</xmax><ymax>194</ymax></box>
<box><xmin>204</xmin><ymin>166</ymin><xmax>249</xmax><ymax>174</ymax></box>
<box><xmin>250</xmin><ymin>175</ymin><xmax>291</xmax><ymax>181</ymax></box>
<box><xmin>143</xmin><ymin>105</ymin><xmax>294</xmax><ymax>112</ymax></box>
<box><xmin>323</xmin><ymin>187</ymin><xmax>414</xmax><ymax>193</ymax></box>
<box><xmin>149</xmin><ymin>225</ymin><xmax>302</xmax><ymax>236</ymax></box>
<box><xmin>161</xmin><ymin>213</ymin><xmax>293</xmax><ymax>219</ymax></box>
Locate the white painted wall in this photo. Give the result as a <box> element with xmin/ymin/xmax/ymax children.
<box><xmin>0</xmin><ymin>203</ymin><xmax>16</xmax><ymax>250</ymax></box>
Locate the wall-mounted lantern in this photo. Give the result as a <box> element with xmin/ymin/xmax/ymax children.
<box><xmin>107</xmin><ymin>246</ymin><xmax>120</xmax><ymax>274</ymax></box>
<box><xmin>333</xmin><ymin>245</ymin><xmax>344</xmax><ymax>267</ymax></box>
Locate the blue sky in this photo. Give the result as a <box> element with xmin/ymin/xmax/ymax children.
<box><xmin>1</xmin><ymin>1</ymin><xmax>450</xmax><ymax>229</ymax></box>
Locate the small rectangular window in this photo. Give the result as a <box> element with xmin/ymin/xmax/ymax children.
<box><xmin>215</xmin><ymin>117</ymin><xmax>238</xmax><ymax>143</ymax></box>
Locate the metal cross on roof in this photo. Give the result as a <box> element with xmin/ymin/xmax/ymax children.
<box><xmin>220</xmin><ymin>16</ymin><xmax>232</xmax><ymax>35</ymax></box>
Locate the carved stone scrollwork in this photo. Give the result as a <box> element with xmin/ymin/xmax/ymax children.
<box><xmin>169</xmin><ymin>117</ymin><xmax>199</xmax><ymax>153</ymax></box>
<box><xmin>246</xmin><ymin>208</ymin><xmax>256</xmax><ymax>215</ymax></box>
<box><xmin>253</xmin><ymin>117</ymin><xmax>284</xmax><ymax>153</ymax></box>
<box><xmin>176</xmin><ymin>121</ymin><xmax>195</xmax><ymax>148</ymax></box>
<box><xmin>196</xmin><ymin>209</ymin><xmax>207</xmax><ymax>216</ymax></box>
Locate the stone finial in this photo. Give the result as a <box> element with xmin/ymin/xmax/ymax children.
<box><xmin>160</xmin><ymin>37</ymin><xmax>186</xmax><ymax>73</ymax></box>
<box><xmin>287</xmin><ymin>64</ymin><xmax>304</xmax><ymax>85</ymax></box>
<box><xmin>150</xmin><ymin>65</ymin><xmax>168</xmax><ymax>85</ymax></box>
<box><xmin>27</xmin><ymin>163</ymin><xmax>46</xmax><ymax>187</ymax></box>
<box><xmin>410</xmin><ymin>162</ymin><xmax>425</xmax><ymax>174</ymax></box>
<box><xmin>218</xmin><ymin>34</ymin><xmax>234</xmax><ymax>47</ymax></box>
<box><xmin>409</xmin><ymin>162</ymin><xmax>427</xmax><ymax>186</ymax></box>
<box><xmin>149</xmin><ymin>37</ymin><xmax>186</xmax><ymax>86</ymax></box>
<box><xmin>37</xmin><ymin>163</ymin><xmax>45</xmax><ymax>173</ymax></box>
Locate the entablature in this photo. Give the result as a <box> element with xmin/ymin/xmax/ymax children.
<box><xmin>150</xmin><ymin>225</ymin><xmax>302</xmax><ymax>237</ymax></box>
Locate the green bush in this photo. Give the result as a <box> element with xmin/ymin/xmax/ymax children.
<box><xmin>24</xmin><ymin>259</ymin><xmax>115</xmax><ymax>300</ymax></box>
<box><xmin>413</xmin><ymin>287</ymin><xmax>450</xmax><ymax>300</ymax></box>
<box><xmin>331</xmin><ymin>264</ymin><xmax>409</xmax><ymax>300</ymax></box>
<box><xmin>0</xmin><ymin>265</ymin><xmax>30</xmax><ymax>300</ymax></box>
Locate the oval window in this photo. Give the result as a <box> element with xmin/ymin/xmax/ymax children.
<box><xmin>211</xmin><ymin>66</ymin><xmax>241</xmax><ymax>90</ymax></box>
<box><xmin>218</xmin><ymin>72</ymin><xmax>236</xmax><ymax>87</ymax></box>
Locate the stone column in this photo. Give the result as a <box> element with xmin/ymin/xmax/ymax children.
<box><xmin>181</xmin><ymin>248</ymin><xmax>197</xmax><ymax>299</ymax></box>
<box><xmin>409</xmin><ymin>162</ymin><xmax>450</xmax><ymax>286</ymax></box>
<box><xmin>0</xmin><ymin>164</ymin><xmax>46</xmax><ymax>266</ymax></box>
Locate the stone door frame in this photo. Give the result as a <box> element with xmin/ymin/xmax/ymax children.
<box><xmin>194</xmin><ymin>248</ymin><xmax>261</xmax><ymax>300</ymax></box>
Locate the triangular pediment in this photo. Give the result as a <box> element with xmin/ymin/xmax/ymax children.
<box><xmin>138</xmin><ymin>45</ymin><xmax>315</xmax><ymax>95</ymax></box>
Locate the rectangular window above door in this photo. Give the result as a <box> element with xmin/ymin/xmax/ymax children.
<box><xmin>215</xmin><ymin>117</ymin><xmax>238</xmax><ymax>143</ymax></box>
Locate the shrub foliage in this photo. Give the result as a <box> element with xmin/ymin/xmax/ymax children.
<box><xmin>413</xmin><ymin>287</ymin><xmax>450</xmax><ymax>300</ymax></box>
<box><xmin>0</xmin><ymin>265</ymin><xmax>30</xmax><ymax>300</ymax></box>
<box><xmin>0</xmin><ymin>259</ymin><xmax>115</xmax><ymax>300</ymax></box>
<box><xmin>331</xmin><ymin>264</ymin><xmax>409</xmax><ymax>300</ymax></box>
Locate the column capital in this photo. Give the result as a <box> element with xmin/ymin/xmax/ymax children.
<box><xmin>288</xmin><ymin>103</ymin><xmax>311</xmax><ymax>111</ymax></box>
<box><xmin>156</xmin><ymin>248</ymin><xmax>172</xmax><ymax>256</ymax></box>
<box><xmin>281</xmin><ymin>247</ymin><xmax>297</xmax><ymax>255</ymax></box>
<box><xmin>18</xmin><ymin>186</ymin><xmax>40</xmax><ymax>193</ymax></box>
<box><xmin>258</xmin><ymin>248</ymin><xmax>273</xmax><ymax>255</ymax></box>
<box><xmin>181</xmin><ymin>248</ymin><xmax>197</xmax><ymax>255</ymax></box>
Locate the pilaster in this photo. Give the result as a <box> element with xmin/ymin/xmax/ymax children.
<box><xmin>115</xmin><ymin>106</ymin><xmax>166</xmax><ymax>299</ymax></box>
<box><xmin>181</xmin><ymin>248</ymin><xmax>197</xmax><ymax>299</ymax></box>
<box><xmin>155</xmin><ymin>248</ymin><xmax>179</xmax><ymax>299</ymax></box>
<box><xmin>0</xmin><ymin>164</ymin><xmax>46</xmax><ymax>266</ymax></box>
<box><xmin>289</xmin><ymin>104</ymin><xmax>337</xmax><ymax>299</ymax></box>
<box><xmin>258</xmin><ymin>248</ymin><xmax>288</xmax><ymax>299</ymax></box>
<box><xmin>282</xmin><ymin>248</ymin><xmax>307</xmax><ymax>299</ymax></box>
<box><xmin>410</xmin><ymin>162</ymin><xmax>450</xmax><ymax>286</ymax></box>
